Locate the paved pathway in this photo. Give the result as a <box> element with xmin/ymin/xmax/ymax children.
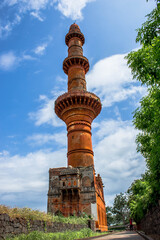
<box><xmin>96</xmin><ymin>231</ymin><xmax>144</xmax><ymax>240</ymax></box>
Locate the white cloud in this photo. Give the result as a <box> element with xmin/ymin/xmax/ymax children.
<box><xmin>0</xmin><ymin>52</ymin><xmax>18</xmax><ymax>70</ymax></box>
<box><xmin>87</xmin><ymin>53</ymin><xmax>146</xmax><ymax>107</ymax></box>
<box><xmin>21</xmin><ymin>0</ymin><xmax>94</xmax><ymax>20</ymax></box>
<box><xmin>27</xmin><ymin>132</ymin><xmax>66</xmax><ymax>146</ymax></box>
<box><xmin>2</xmin><ymin>0</ymin><xmax>18</xmax><ymax>6</ymax></box>
<box><xmin>24</xmin><ymin>0</ymin><xmax>49</xmax><ymax>11</ymax></box>
<box><xmin>0</xmin><ymin>0</ymin><xmax>93</xmax><ymax>38</ymax></box>
<box><xmin>22</xmin><ymin>54</ymin><xmax>36</xmax><ymax>60</ymax></box>
<box><xmin>30</xmin><ymin>11</ymin><xmax>44</xmax><ymax>21</ymax></box>
<box><xmin>0</xmin><ymin>148</ymin><xmax>66</xmax><ymax>195</ymax></box>
<box><xmin>29</xmin><ymin>93</ymin><xmax>64</xmax><ymax>127</ymax></box>
<box><xmin>0</xmin><ymin>51</ymin><xmax>36</xmax><ymax>71</ymax></box>
<box><xmin>0</xmin><ymin>148</ymin><xmax>66</xmax><ymax>210</ymax></box>
<box><xmin>93</xmin><ymin>119</ymin><xmax>146</xmax><ymax>206</ymax></box>
<box><xmin>55</xmin><ymin>0</ymin><xmax>94</xmax><ymax>20</ymax></box>
<box><xmin>34</xmin><ymin>43</ymin><xmax>48</xmax><ymax>55</ymax></box>
<box><xmin>33</xmin><ymin>36</ymin><xmax>52</xmax><ymax>55</ymax></box>
<box><xmin>0</xmin><ymin>14</ymin><xmax>21</xmax><ymax>38</ymax></box>
<box><xmin>56</xmin><ymin>75</ymin><xmax>67</xmax><ymax>83</ymax></box>
<box><xmin>114</xmin><ymin>106</ymin><xmax>121</xmax><ymax>121</ymax></box>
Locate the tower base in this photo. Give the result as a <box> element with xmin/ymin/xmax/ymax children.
<box><xmin>48</xmin><ymin>166</ymin><xmax>108</xmax><ymax>232</ymax></box>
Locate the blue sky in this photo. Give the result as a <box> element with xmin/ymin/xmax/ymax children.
<box><xmin>0</xmin><ymin>0</ymin><xmax>156</xmax><ymax>211</ymax></box>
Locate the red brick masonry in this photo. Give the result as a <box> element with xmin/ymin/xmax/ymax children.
<box><xmin>48</xmin><ymin>24</ymin><xmax>108</xmax><ymax>231</ymax></box>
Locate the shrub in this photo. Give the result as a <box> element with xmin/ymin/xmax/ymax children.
<box><xmin>0</xmin><ymin>205</ymin><xmax>88</xmax><ymax>224</ymax></box>
<box><xmin>6</xmin><ymin>229</ymin><xmax>107</xmax><ymax>240</ymax></box>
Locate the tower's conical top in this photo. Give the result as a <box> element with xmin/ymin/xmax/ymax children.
<box><xmin>69</xmin><ymin>23</ymin><xmax>81</xmax><ymax>32</ymax></box>
<box><xmin>65</xmin><ymin>23</ymin><xmax>85</xmax><ymax>46</ymax></box>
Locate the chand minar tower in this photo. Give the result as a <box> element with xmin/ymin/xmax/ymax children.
<box><xmin>47</xmin><ymin>24</ymin><xmax>108</xmax><ymax>231</ymax></box>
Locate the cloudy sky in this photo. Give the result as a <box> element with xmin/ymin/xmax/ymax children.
<box><xmin>0</xmin><ymin>0</ymin><xmax>156</xmax><ymax>211</ymax></box>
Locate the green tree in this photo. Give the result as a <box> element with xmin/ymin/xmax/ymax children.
<box><xmin>127</xmin><ymin>174</ymin><xmax>152</xmax><ymax>223</ymax></box>
<box><xmin>126</xmin><ymin>3</ymin><xmax>160</xmax><ymax>86</ymax></box>
<box><xmin>106</xmin><ymin>206</ymin><xmax>115</xmax><ymax>226</ymax></box>
<box><xmin>133</xmin><ymin>88</ymin><xmax>160</xmax><ymax>200</ymax></box>
<box><xmin>112</xmin><ymin>193</ymin><xmax>130</xmax><ymax>225</ymax></box>
<box><xmin>126</xmin><ymin>1</ymin><xmax>160</xmax><ymax>223</ymax></box>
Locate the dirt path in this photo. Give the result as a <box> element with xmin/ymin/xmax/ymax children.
<box><xmin>95</xmin><ymin>231</ymin><xmax>144</xmax><ymax>240</ymax></box>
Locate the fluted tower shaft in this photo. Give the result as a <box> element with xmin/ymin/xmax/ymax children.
<box><xmin>55</xmin><ymin>24</ymin><xmax>101</xmax><ymax>167</ymax></box>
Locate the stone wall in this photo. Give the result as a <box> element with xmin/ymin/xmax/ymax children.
<box><xmin>137</xmin><ymin>204</ymin><xmax>160</xmax><ymax>240</ymax></box>
<box><xmin>0</xmin><ymin>213</ymin><xmax>89</xmax><ymax>239</ymax></box>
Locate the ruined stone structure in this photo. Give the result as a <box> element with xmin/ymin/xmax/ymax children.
<box><xmin>48</xmin><ymin>24</ymin><xmax>108</xmax><ymax>231</ymax></box>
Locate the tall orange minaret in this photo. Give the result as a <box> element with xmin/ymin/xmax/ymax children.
<box><xmin>48</xmin><ymin>24</ymin><xmax>108</xmax><ymax>232</ymax></box>
<box><xmin>55</xmin><ymin>24</ymin><xmax>101</xmax><ymax>168</ymax></box>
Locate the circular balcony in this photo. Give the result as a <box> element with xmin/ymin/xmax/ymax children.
<box><xmin>65</xmin><ymin>31</ymin><xmax>85</xmax><ymax>46</ymax></box>
<box><xmin>63</xmin><ymin>56</ymin><xmax>89</xmax><ymax>74</ymax></box>
<box><xmin>55</xmin><ymin>91</ymin><xmax>101</xmax><ymax>120</ymax></box>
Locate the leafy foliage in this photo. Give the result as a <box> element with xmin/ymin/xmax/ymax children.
<box><xmin>0</xmin><ymin>205</ymin><xmax>88</xmax><ymax>225</ymax></box>
<box><xmin>112</xmin><ymin>193</ymin><xmax>130</xmax><ymax>225</ymax></box>
<box><xmin>51</xmin><ymin>214</ymin><xmax>88</xmax><ymax>225</ymax></box>
<box><xmin>106</xmin><ymin>206</ymin><xmax>115</xmax><ymax>226</ymax></box>
<box><xmin>126</xmin><ymin>2</ymin><xmax>160</xmax><ymax>223</ymax></box>
<box><xmin>127</xmin><ymin>38</ymin><xmax>160</xmax><ymax>86</ymax></box>
<box><xmin>136</xmin><ymin>2</ymin><xmax>160</xmax><ymax>46</ymax></box>
<box><xmin>126</xmin><ymin>4</ymin><xmax>160</xmax><ymax>86</ymax></box>
<box><xmin>127</xmin><ymin>174</ymin><xmax>152</xmax><ymax>223</ymax></box>
<box><xmin>133</xmin><ymin>87</ymin><xmax>160</xmax><ymax>199</ymax></box>
<box><xmin>6</xmin><ymin>229</ymin><xmax>108</xmax><ymax>240</ymax></box>
<box><xmin>0</xmin><ymin>205</ymin><xmax>52</xmax><ymax>222</ymax></box>
<box><xmin>106</xmin><ymin>193</ymin><xmax>130</xmax><ymax>226</ymax></box>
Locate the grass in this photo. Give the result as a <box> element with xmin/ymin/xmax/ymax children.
<box><xmin>0</xmin><ymin>205</ymin><xmax>88</xmax><ymax>225</ymax></box>
<box><xmin>1</xmin><ymin>205</ymin><xmax>110</xmax><ymax>239</ymax></box>
<box><xmin>51</xmin><ymin>214</ymin><xmax>88</xmax><ymax>225</ymax></box>
<box><xmin>6</xmin><ymin>229</ymin><xmax>108</xmax><ymax>240</ymax></box>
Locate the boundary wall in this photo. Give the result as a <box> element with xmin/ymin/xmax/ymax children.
<box><xmin>137</xmin><ymin>204</ymin><xmax>160</xmax><ymax>240</ymax></box>
<box><xmin>0</xmin><ymin>213</ymin><xmax>95</xmax><ymax>239</ymax></box>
